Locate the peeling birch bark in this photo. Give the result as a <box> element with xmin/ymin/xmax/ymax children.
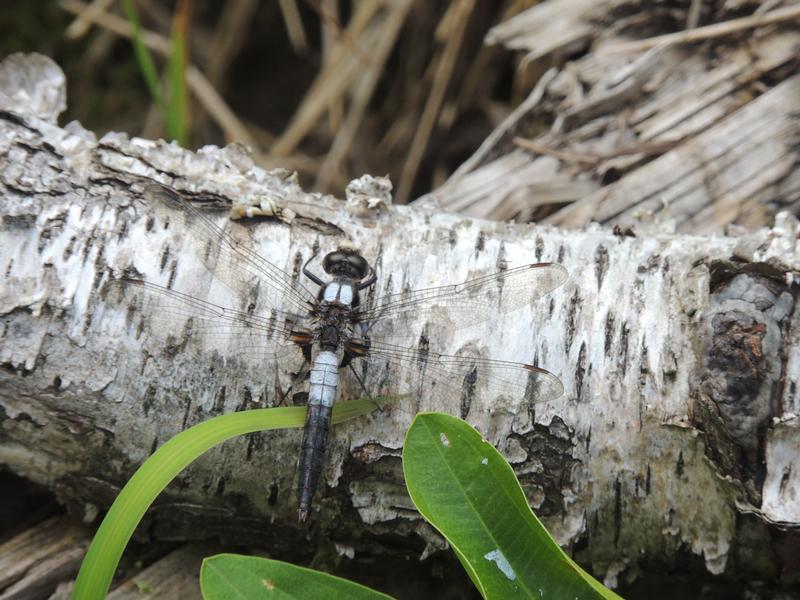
<box><xmin>1</xmin><ymin>54</ymin><xmax>799</xmax><ymax>590</ymax></box>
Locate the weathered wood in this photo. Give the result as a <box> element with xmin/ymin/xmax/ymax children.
<box><xmin>548</xmin><ymin>73</ymin><xmax>800</xmax><ymax>232</ymax></box>
<box><xmin>107</xmin><ymin>545</ymin><xmax>211</xmax><ymax>599</ymax></box>
<box><xmin>0</xmin><ymin>516</ymin><xmax>89</xmax><ymax>600</ymax></box>
<box><xmin>424</xmin><ymin>3</ymin><xmax>800</xmax><ymax>235</ymax></box>
<box><xmin>1</xmin><ymin>53</ymin><xmax>799</xmax><ymax>593</ymax></box>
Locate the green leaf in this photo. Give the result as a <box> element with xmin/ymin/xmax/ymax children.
<box><xmin>402</xmin><ymin>413</ymin><xmax>622</xmax><ymax>600</ymax></box>
<box><xmin>201</xmin><ymin>554</ymin><xmax>395</xmax><ymax>600</ymax></box>
<box><xmin>71</xmin><ymin>399</ymin><xmax>375</xmax><ymax>600</ymax></box>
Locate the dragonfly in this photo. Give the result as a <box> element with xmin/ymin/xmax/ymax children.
<box><xmin>105</xmin><ymin>183</ymin><xmax>567</xmax><ymax>522</ymax></box>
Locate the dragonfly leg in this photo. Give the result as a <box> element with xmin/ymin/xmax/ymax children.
<box><xmin>357</xmin><ymin>265</ymin><xmax>376</xmax><ymax>290</ymax></box>
<box><xmin>348</xmin><ymin>362</ymin><xmax>381</xmax><ymax>411</ymax></box>
<box><xmin>302</xmin><ymin>251</ymin><xmax>324</xmax><ymax>287</ymax></box>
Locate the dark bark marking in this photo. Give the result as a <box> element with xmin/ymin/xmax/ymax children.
<box><xmin>639</xmin><ymin>342</ymin><xmax>649</xmax><ymax>429</ymax></box>
<box><xmin>779</xmin><ymin>466</ymin><xmax>792</xmax><ymax>495</ymax></box>
<box><xmin>460</xmin><ymin>365</ymin><xmax>477</xmax><ymax>419</ymax></box>
<box><xmin>604</xmin><ymin>311</ymin><xmax>616</xmax><ymax>355</ymax></box>
<box><xmin>595</xmin><ymin>245</ymin><xmax>609</xmax><ymax>290</ymax></box>
<box><xmin>619</xmin><ymin>324</ymin><xmax>630</xmax><ymax>377</ymax></box>
<box><xmin>564</xmin><ymin>289</ymin><xmax>580</xmax><ymax>351</ymax></box>
<box><xmin>167</xmin><ymin>262</ymin><xmax>177</xmax><ymax>290</ymax></box>
<box><xmin>613</xmin><ymin>477</ymin><xmax>622</xmax><ymax>545</ymax></box>
<box><xmin>535</xmin><ymin>236</ymin><xmax>544</xmax><ymax>262</ymax></box>
<box><xmin>117</xmin><ymin>217</ymin><xmax>129</xmax><ymax>240</ymax></box>
<box><xmin>181</xmin><ymin>397</ymin><xmax>193</xmax><ymax>430</ymax></box>
<box><xmin>142</xmin><ymin>384</ymin><xmax>157</xmax><ymax>417</ymax></box>
<box><xmin>236</xmin><ymin>386</ymin><xmax>253</xmax><ymax>412</ymax></box>
<box><xmin>62</xmin><ymin>235</ymin><xmax>76</xmax><ymax>261</ymax></box>
<box><xmin>159</xmin><ymin>245</ymin><xmax>170</xmax><ymax>272</ymax></box>
<box><xmin>575</xmin><ymin>341</ymin><xmax>587</xmax><ymax>402</ymax></box>
<box><xmin>475</xmin><ymin>230</ymin><xmax>485</xmax><ymax>253</ymax></box>
<box><xmin>267</xmin><ymin>481</ymin><xmax>279</xmax><ymax>505</ymax></box>
<box><xmin>637</xmin><ymin>253</ymin><xmax>661</xmax><ymax>273</ymax></box>
<box><xmin>292</xmin><ymin>249</ymin><xmax>304</xmax><ymax>282</ymax></box>
<box><xmin>214</xmin><ymin>386</ymin><xmax>227</xmax><ymax>413</ymax></box>
<box><xmin>0</xmin><ymin>109</ymin><xmax>36</xmax><ymax>129</ymax></box>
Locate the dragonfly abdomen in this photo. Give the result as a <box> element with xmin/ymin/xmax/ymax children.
<box><xmin>297</xmin><ymin>349</ymin><xmax>340</xmax><ymax>522</ymax></box>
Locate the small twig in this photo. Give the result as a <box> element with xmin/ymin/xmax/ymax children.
<box><xmin>58</xmin><ymin>0</ymin><xmax>259</xmax><ymax>150</ymax></box>
<box><xmin>269</xmin><ymin>1</ymin><xmax>383</xmax><ymax>157</ymax></box>
<box><xmin>278</xmin><ymin>0</ymin><xmax>309</xmax><ymax>53</ymax></box>
<box><xmin>600</xmin><ymin>3</ymin><xmax>800</xmax><ymax>54</ymax></box>
<box><xmin>396</xmin><ymin>0</ymin><xmax>476</xmax><ymax>204</ymax></box>
<box><xmin>320</xmin><ymin>0</ymin><xmax>344</xmax><ymax>137</ymax></box>
<box><xmin>686</xmin><ymin>0</ymin><xmax>703</xmax><ymax>29</ymax></box>
<box><xmin>315</xmin><ymin>2</ymin><xmax>412</xmax><ymax>190</ymax></box>
<box><xmin>64</xmin><ymin>0</ymin><xmax>115</xmax><ymax>38</ymax></box>
<box><xmin>303</xmin><ymin>0</ymin><xmax>373</xmax><ymax>65</ymax></box>
<box><xmin>513</xmin><ymin>136</ymin><xmax>679</xmax><ymax>166</ymax></box>
<box><xmin>206</xmin><ymin>0</ymin><xmax>259</xmax><ymax>87</ymax></box>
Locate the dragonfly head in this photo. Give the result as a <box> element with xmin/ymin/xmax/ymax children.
<box><xmin>322</xmin><ymin>248</ymin><xmax>370</xmax><ymax>280</ymax></box>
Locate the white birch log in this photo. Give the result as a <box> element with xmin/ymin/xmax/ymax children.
<box><xmin>1</xmin><ymin>54</ymin><xmax>799</xmax><ymax>589</ymax></box>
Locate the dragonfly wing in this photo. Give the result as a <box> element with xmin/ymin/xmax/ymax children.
<box><xmin>141</xmin><ymin>184</ymin><xmax>317</xmax><ymax>316</ymax></box>
<box><xmin>356</xmin><ymin>263</ymin><xmax>567</xmax><ymax>331</ymax></box>
<box><xmin>104</xmin><ymin>278</ymin><xmax>310</xmax><ymax>364</ymax></box>
<box><xmin>349</xmin><ymin>335</ymin><xmax>563</xmax><ymax>417</ymax></box>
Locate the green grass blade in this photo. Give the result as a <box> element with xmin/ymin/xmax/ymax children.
<box><xmin>121</xmin><ymin>0</ymin><xmax>166</xmax><ymax>115</ymax></box>
<box><xmin>402</xmin><ymin>413</ymin><xmax>623</xmax><ymax>600</ymax></box>
<box><xmin>165</xmin><ymin>11</ymin><xmax>188</xmax><ymax>145</ymax></box>
<box><xmin>71</xmin><ymin>399</ymin><xmax>374</xmax><ymax>600</ymax></box>
<box><xmin>201</xmin><ymin>554</ymin><xmax>396</xmax><ymax>599</ymax></box>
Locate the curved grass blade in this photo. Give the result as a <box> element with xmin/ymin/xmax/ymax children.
<box><xmin>402</xmin><ymin>413</ymin><xmax>622</xmax><ymax>600</ymax></box>
<box><xmin>71</xmin><ymin>399</ymin><xmax>375</xmax><ymax>600</ymax></box>
<box><xmin>201</xmin><ymin>554</ymin><xmax>396</xmax><ymax>600</ymax></box>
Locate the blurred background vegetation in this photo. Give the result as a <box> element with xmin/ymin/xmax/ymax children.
<box><xmin>2</xmin><ymin>1</ymin><xmax>534</xmax><ymax>203</ymax></box>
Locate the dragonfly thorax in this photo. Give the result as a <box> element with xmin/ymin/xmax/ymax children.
<box><xmin>321</xmin><ymin>281</ymin><xmax>355</xmax><ymax>306</ymax></box>
<box><xmin>317</xmin><ymin>324</ymin><xmax>344</xmax><ymax>351</ymax></box>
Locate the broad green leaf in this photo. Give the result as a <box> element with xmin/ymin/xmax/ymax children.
<box><xmin>201</xmin><ymin>554</ymin><xmax>395</xmax><ymax>600</ymax></box>
<box><xmin>71</xmin><ymin>399</ymin><xmax>375</xmax><ymax>600</ymax></box>
<box><xmin>403</xmin><ymin>413</ymin><xmax>622</xmax><ymax>600</ymax></box>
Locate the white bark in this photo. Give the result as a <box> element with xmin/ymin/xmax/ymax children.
<box><xmin>1</xmin><ymin>53</ymin><xmax>799</xmax><ymax>588</ymax></box>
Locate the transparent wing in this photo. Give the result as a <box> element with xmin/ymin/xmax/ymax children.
<box><xmin>141</xmin><ymin>183</ymin><xmax>317</xmax><ymax>316</ymax></box>
<box><xmin>350</xmin><ymin>336</ymin><xmax>563</xmax><ymax>412</ymax></box>
<box><xmin>104</xmin><ymin>278</ymin><xmax>310</xmax><ymax>363</ymax></box>
<box><xmin>356</xmin><ymin>263</ymin><xmax>567</xmax><ymax>329</ymax></box>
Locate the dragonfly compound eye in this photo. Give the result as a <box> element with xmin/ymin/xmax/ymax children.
<box><xmin>323</xmin><ymin>249</ymin><xmax>369</xmax><ymax>279</ymax></box>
